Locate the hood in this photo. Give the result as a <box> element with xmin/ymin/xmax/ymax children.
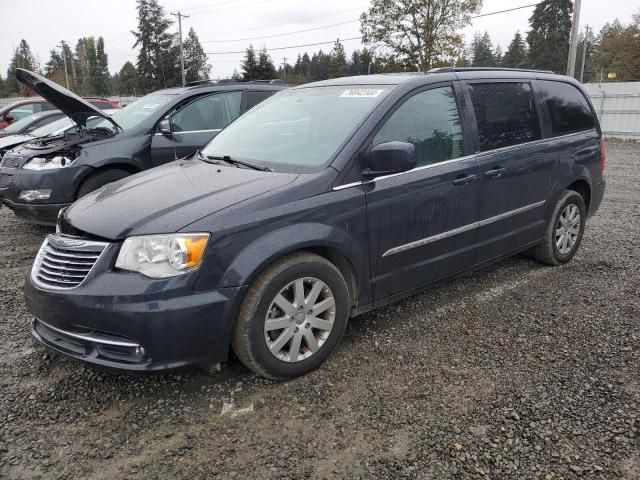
<box><xmin>65</xmin><ymin>160</ymin><xmax>299</xmax><ymax>240</ymax></box>
<box><xmin>0</xmin><ymin>134</ymin><xmax>32</xmax><ymax>151</ymax></box>
<box><xmin>16</xmin><ymin>69</ymin><xmax>120</xmax><ymax>130</ymax></box>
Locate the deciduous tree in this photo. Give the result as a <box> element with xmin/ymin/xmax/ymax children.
<box><xmin>360</xmin><ymin>0</ymin><xmax>482</xmax><ymax>72</ymax></box>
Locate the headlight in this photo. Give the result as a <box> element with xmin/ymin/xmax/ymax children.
<box><xmin>23</xmin><ymin>156</ymin><xmax>73</xmax><ymax>170</ymax></box>
<box><xmin>115</xmin><ymin>233</ymin><xmax>210</xmax><ymax>278</ymax></box>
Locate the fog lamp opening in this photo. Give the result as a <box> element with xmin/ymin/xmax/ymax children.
<box><xmin>18</xmin><ymin>189</ymin><xmax>52</xmax><ymax>201</ymax></box>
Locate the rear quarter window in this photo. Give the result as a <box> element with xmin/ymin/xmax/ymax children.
<box><xmin>538</xmin><ymin>81</ymin><xmax>596</xmax><ymax>136</ymax></box>
<box><xmin>467</xmin><ymin>82</ymin><xmax>541</xmax><ymax>152</ymax></box>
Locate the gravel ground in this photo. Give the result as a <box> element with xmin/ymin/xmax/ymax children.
<box><xmin>1</xmin><ymin>140</ymin><xmax>639</xmax><ymax>480</ymax></box>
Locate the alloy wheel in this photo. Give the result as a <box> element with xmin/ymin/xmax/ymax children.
<box><xmin>264</xmin><ymin>277</ymin><xmax>336</xmax><ymax>363</ymax></box>
<box><xmin>555</xmin><ymin>203</ymin><xmax>581</xmax><ymax>255</ymax></box>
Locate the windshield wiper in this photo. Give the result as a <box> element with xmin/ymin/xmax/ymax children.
<box><xmin>206</xmin><ymin>155</ymin><xmax>272</xmax><ymax>172</ymax></box>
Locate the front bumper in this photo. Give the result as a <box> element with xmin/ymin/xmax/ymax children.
<box><xmin>0</xmin><ymin>165</ymin><xmax>86</xmax><ymax>224</ymax></box>
<box><xmin>25</xmin><ymin>252</ymin><xmax>247</xmax><ymax>372</ymax></box>
<box><xmin>3</xmin><ymin>198</ymin><xmax>69</xmax><ymax>225</ymax></box>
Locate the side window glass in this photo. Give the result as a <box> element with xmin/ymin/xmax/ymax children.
<box><xmin>171</xmin><ymin>91</ymin><xmax>242</xmax><ymax>132</ymax></box>
<box><xmin>373</xmin><ymin>86</ymin><xmax>464</xmax><ymax>166</ymax></box>
<box><xmin>9</xmin><ymin>103</ymin><xmax>36</xmax><ymax>121</ymax></box>
<box><xmin>245</xmin><ymin>91</ymin><xmax>275</xmax><ymax>110</ymax></box>
<box><xmin>539</xmin><ymin>81</ymin><xmax>595</xmax><ymax>136</ymax></box>
<box><xmin>467</xmin><ymin>82</ymin><xmax>541</xmax><ymax>152</ymax></box>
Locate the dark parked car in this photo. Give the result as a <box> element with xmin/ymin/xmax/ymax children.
<box><xmin>26</xmin><ymin>68</ymin><xmax>605</xmax><ymax>379</ymax></box>
<box><xmin>0</xmin><ymin>69</ymin><xmax>285</xmax><ymax>224</ymax></box>
<box><xmin>0</xmin><ymin>110</ymin><xmax>64</xmax><ymax>138</ymax></box>
<box><xmin>0</xmin><ymin>96</ymin><xmax>118</xmax><ymax>129</ymax></box>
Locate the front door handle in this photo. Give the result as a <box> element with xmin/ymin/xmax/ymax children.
<box><xmin>452</xmin><ymin>174</ymin><xmax>477</xmax><ymax>186</ymax></box>
<box><xmin>484</xmin><ymin>167</ymin><xmax>506</xmax><ymax>178</ymax></box>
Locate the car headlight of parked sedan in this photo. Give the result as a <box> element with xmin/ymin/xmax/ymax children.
<box><xmin>115</xmin><ymin>233</ymin><xmax>210</xmax><ymax>278</ymax></box>
<box><xmin>22</xmin><ymin>156</ymin><xmax>74</xmax><ymax>170</ymax></box>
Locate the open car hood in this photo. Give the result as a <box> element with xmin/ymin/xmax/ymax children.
<box><xmin>16</xmin><ymin>69</ymin><xmax>120</xmax><ymax>130</ymax></box>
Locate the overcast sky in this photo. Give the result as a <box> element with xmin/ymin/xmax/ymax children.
<box><xmin>1</xmin><ymin>0</ymin><xmax>638</xmax><ymax>80</ymax></box>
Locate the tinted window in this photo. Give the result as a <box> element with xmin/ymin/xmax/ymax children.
<box><xmin>245</xmin><ymin>91</ymin><xmax>275</xmax><ymax>109</ymax></box>
<box><xmin>172</xmin><ymin>91</ymin><xmax>242</xmax><ymax>132</ymax></box>
<box><xmin>468</xmin><ymin>82</ymin><xmax>541</xmax><ymax>152</ymax></box>
<box><xmin>374</xmin><ymin>86</ymin><xmax>464</xmax><ymax>166</ymax></box>
<box><xmin>90</xmin><ymin>101</ymin><xmax>112</xmax><ymax>110</ymax></box>
<box><xmin>539</xmin><ymin>81</ymin><xmax>595</xmax><ymax>136</ymax></box>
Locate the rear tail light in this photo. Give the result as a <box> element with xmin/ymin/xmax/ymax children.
<box><xmin>600</xmin><ymin>136</ymin><xmax>607</xmax><ymax>173</ymax></box>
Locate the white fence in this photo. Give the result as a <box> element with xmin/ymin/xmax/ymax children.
<box><xmin>582</xmin><ymin>82</ymin><xmax>640</xmax><ymax>140</ymax></box>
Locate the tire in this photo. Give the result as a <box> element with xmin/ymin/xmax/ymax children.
<box><xmin>532</xmin><ymin>190</ymin><xmax>586</xmax><ymax>266</ymax></box>
<box><xmin>76</xmin><ymin>169</ymin><xmax>131</xmax><ymax>199</ymax></box>
<box><xmin>231</xmin><ymin>252</ymin><xmax>350</xmax><ymax>380</ymax></box>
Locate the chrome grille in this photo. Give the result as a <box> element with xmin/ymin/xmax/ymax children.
<box><xmin>0</xmin><ymin>154</ymin><xmax>22</xmax><ymax>168</ymax></box>
<box><xmin>31</xmin><ymin>234</ymin><xmax>109</xmax><ymax>290</ymax></box>
<box><xmin>0</xmin><ymin>173</ymin><xmax>11</xmax><ymax>189</ymax></box>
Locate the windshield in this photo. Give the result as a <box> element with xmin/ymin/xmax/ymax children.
<box><xmin>99</xmin><ymin>93</ymin><xmax>176</xmax><ymax>130</ymax></box>
<box><xmin>200</xmin><ymin>86</ymin><xmax>392</xmax><ymax>170</ymax></box>
<box><xmin>30</xmin><ymin>117</ymin><xmax>73</xmax><ymax>137</ymax></box>
<box><xmin>3</xmin><ymin>113</ymin><xmax>43</xmax><ymax>133</ymax></box>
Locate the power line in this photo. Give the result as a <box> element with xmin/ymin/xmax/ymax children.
<box><xmin>188</xmin><ymin>0</ymin><xmax>275</xmax><ymax>16</ymax></box>
<box><xmin>201</xmin><ymin>19</ymin><xmax>359</xmax><ymax>44</ymax></box>
<box><xmin>206</xmin><ymin>36</ymin><xmax>363</xmax><ymax>55</ymax></box>
<box><xmin>471</xmin><ymin>1</ymin><xmax>547</xmax><ymax>19</ymax></box>
<box><xmin>198</xmin><ymin>6</ymin><xmax>368</xmax><ymax>39</ymax></box>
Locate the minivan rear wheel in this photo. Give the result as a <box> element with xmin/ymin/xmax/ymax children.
<box><xmin>76</xmin><ymin>169</ymin><xmax>131</xmax><ymax>199</ymax></box>
<box><xmin>232</xmin><ymin>252</ymin><xmax>350</xmax><ymax>379</ymax></box>
<box><xmin>532</xmin><ymin>190</ymin><xmax>586</xmax><ymax>266</ymax></box>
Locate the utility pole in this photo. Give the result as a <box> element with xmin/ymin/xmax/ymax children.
<box><xmin>579</xmin><ymin>25</ymin><xmax>590</xmax><ymax>83</ymax></box>
<box><xmin>171</xmin><ymin>11</ymin><xmax>190</xmax><ymax>86</ymax></box>
<box><xmin>282</xmin><ymin>57</ymin><xmax>287</xmax><ymax>81</ymax></box>
<box><xmin>59</xmin><ymin>41</ymin><xmax>69</xmax><ymax>89</ymax></box>
<box><xmin>566</xmin><ymin>0</ymin><xmax>582</xmax><ymax>78</ymax></box>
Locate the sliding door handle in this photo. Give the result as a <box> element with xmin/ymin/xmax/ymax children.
<box><xmin>452</xmin><ymin>174</ymin><xmax>477</xmax><ymax>186</ymax></box>
<box><xmin>484</xmin><ymin>167</ymin><xmax>506</xmax><ymax>178</ymax></box>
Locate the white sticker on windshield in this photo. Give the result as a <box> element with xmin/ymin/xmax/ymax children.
<box><xmin>340</xmin><ymin>89</ymin><xmax>384</xmax><ymax>98</ymax></box>
<box><xmin>142</xmin><ymin>103</ymin><xmax>160</xmax><ymax>110</ymax></box>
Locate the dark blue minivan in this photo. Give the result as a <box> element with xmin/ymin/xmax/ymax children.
<box><xmin>25</xmin><ymin>68</ymin><xmax>605</xmax><ymax>379</ymax></box>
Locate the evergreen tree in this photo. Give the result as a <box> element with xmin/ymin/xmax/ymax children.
<box><xmin>118</xmin><ymin>61</ymin><xmax>138</xmax><ymax>95</ymax></box>
<box><xmin>471</xmin><ymin>32</ymin><xmax>496</xmax><ymax>67</ymax></box>
<box><xmin>329</xmin><ymin>39</ymin><xmax>348</xmax><ymax>78</ymax></box>
<box><xmin>527</xmin><ymin>0</ymin><xmax>572</xmax><ymax>73</ymax></box>
<box><xmin>6</xmin><ymin>39</ymin><xmax>37</xmax><ymax>95</ymax></box>
<box><xmin>575</xmin><ymin>28</ymin><xmax>596</xmax><ymax>82</ymax></box>
<box><xmin>183</xmin><ymin>27</ymin><xmax>211</xmax><ymax>83</ymax></box>
<box><xmin>74</xmin><ymin>38</ymin><xmax>90</xmax><ymax>95</ymax></box>
<box><xmin>241</xmin><ymin>45</ymin><xmax>259</xmax><ymax>80</ymax></box>
<box><xmin>231</xmin><ymin>69</ymin><xmax>243</xmax><ymax>81</ymax></box>
<box><xmin>256</xmin><ymin>47</ymin><xmax>276</xmax><ymax>80</ymax></box>
<box><xmin>93</xmin><ymin>37</ymin><xmax>110</xmax><ymax>96</ymax></box>
<box><xmin>85</xmin><ymin>37</ymin><xmax>98</xmax><ymax>95</ymax></box>
<box><xmin>0</xmin><ymin>75</ymin><xmax>6</xmax><ymax>98</ymax></box>
<box><xmin>502</xmin><ymin>31</ymin><xmax>527</xmax><ymax>68</ymax></box>
<box><xmin>493</xmin><ymin>46</ymin><xmax>503</xmax><ymax>67</ymax></box>
<box><xmin>132</xmin><ymin>0</ymin><xmax>180</xmax><ymax>93</ymax></box>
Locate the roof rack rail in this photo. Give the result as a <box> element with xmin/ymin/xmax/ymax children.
<box><xmin>428</xmin><ymin>67</ymin><xmax>555</xmax><ymax>74</ymax></box>
<box><xmin>247</xmin><ymin>79</ymin><xmax>286</xmax><ymax>85</ymax></box>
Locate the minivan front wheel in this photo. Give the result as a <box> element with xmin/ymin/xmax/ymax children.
<box><xmin>533</xmin><ymin>190</ymin><xmax>586</xmax><ymax>265</ymax></box>
<box><xmin>232</xmin><ymin>252</ymin><xmax>350</xmax><ymax>379</ymax></box>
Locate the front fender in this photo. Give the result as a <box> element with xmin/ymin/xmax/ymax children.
<box><xmin>217</xmin><ymin>222</ymin><xmax>369</xmax><ymax>301</ymax></box>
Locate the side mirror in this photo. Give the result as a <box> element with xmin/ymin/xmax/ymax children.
<box><xmin>158</xmin><ymin>118</ymin><xmax>172</xmax><ymax>135</ymax></box>
<box><xmin>4</xmin><ymin>114</ymin><xmax>15</xmax><ymax>124</ymax></box>
<box><xmin>362</xmin><ymin>141</ymin><xmax>416</xmax><ymax>178</ymax></box>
